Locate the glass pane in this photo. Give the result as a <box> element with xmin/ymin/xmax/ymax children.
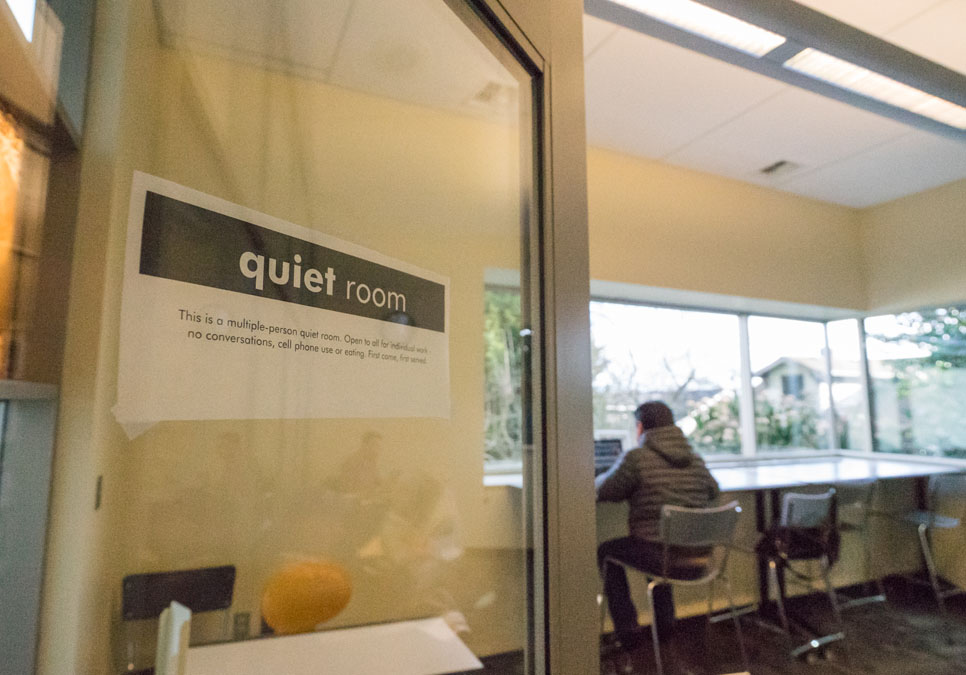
<box><xmin>0</xmin><ymin>107</ymin><xmax>49</xmax><ymax>379</ymax></box>
<box><xmin>865</xmin><ymin>307</ymin><xmax>966</xmax><ymax>458</ymax></box>
<box><xmin>748</xmin><ymin>316</ymin><xmax>830</xmax><ymax>451</ymax></box>
<box><xmin>484</xmin><ymin>285</ymin><xmax>524</xmax><ymax>471</ymax></box>
<box><xmin>590</xmin><ymin>302</ymin><xmax>742</xmax><ymax>455</ymax></box>
<box><xmin>108</xmin><ymin>1</ymin><xmax>538</xmax><ymax>673</ymax></box>
<box><xmin>826</xmin><ymin>319</ymin><xmax>870</xmax><ymax>451</ymax></box>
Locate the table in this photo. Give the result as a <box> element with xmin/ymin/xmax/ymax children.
<box><xmin>708</xmin><ymin>453</ymin><xmax>966</xmax><ymax>628</ymax></box>
<box><xmin>186</xmin><ymin>617</ymin><xmax>483</xmax><ymax>675</ymax></box>
<box><xmin>710</xmin><ymin>454</ymin><xmax>966</xmax><ymax>494</ymax></box>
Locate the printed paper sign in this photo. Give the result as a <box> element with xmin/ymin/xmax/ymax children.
<box><xmin>114</xmin><ymin>172</ymin><xmax>450</xmax><ymax>433</ymax></box>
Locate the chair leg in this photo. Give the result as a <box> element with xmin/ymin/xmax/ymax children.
<box><xmin>645</xmin><ymin>581</ymin><xmax>664</xmax><ymax>675</ymax></box>
<box><xmin>768</xmin><ymin>559</ymin><xmax>790</xmax><ymax>633</ymax></box>
<box><xmin>705</xmin><ymin>579</ymin><xmax>715</xmax><ymax>648</ymax></box>
<box><xmin>599</xmin><ymin>590</ymin><xmax>608</xmax><ymax>639</ymax></box>
<box><xmin>706</xmin><ymin>578</ymin><xmax>716</xmax><ymax>623</ymax></box>
<box><xmin>820</xmin><ymin>555</ymin><xmax>844</xmax><ymax>631</ymax></box>
<box><xmin>918</xmin><ymin>523</ymin><xmax>946</xmax><ymax>613</ymax></box>
<box><xmin>723</xmin><ymin>574</ymin><xmax>750</xmax><ymax>673</ymax></box>
<box><xmin>863</xmin><ymin>522</ymin><xmax>888</xmax><ymax>605</ymax></box>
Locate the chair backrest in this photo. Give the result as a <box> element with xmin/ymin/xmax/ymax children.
<box><xmin>660</xmin><ymin>500</ymin><xmax>742</xmax><ymax>548</ymax></box>
<box><xmin>122</xmin><ymin>565</ymin><xmax>235</xmax><ymax>621</ymax></box>
<box><xmin>834</xmin><ymin>479</ymin><xmax>875</xmax><ymax>528</ymax></box>
<box><xmin>780</xmin><ymin>489</ymin><xmax>835</xmax><ymax>529</ymax></box>
<box><xmin>833</xmin><ymin>479</ymin><xmax>874</xmax><ymax>508</ymax></box>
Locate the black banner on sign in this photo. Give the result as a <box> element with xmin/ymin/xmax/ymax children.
<box><xmin>138</xmin><ymin>192</ymin><xmax>446</xmax><ymax>332</ymax></box>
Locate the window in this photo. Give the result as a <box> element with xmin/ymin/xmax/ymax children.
<box><xmin>865</xmin><ymin>306</ymin><xmax>966</xmax><ymax>458</ymax></box>
<box><xmin>748</xmin><ymin>316</ymin><xmax>831</xmax><ymax>451</ymax></box>
<box><xmin>781</xmin><ymin>374</ymin><xmax>804</xmax><ymax>397</ymax></box>
<box><xmin>483</xmin><ymin>286</ymin><xmax>523</xmax><ymax>468</ymax></box>
<box><xmin>590</xmin><ymin>302</ymin><xmax>742</xmax><ymax>455</ymax></box>
<box><xmin>585</xmin><ymin>300</ymin><xmax>867</xmax><ymax>457</ymax></box>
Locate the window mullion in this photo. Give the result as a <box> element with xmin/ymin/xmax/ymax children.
<box><xmin>822</xmin><ymin>322</ymin><xmax>838</xmax><ymax>450</ymax></box>
<box><xmin>856</xmin><ymin>318</ymin><xmax>876</xmax><ymax>453</ymax></box>
<box><xmin>737</xmin><ymin>314</ymin><xmax>756</xmax><ymax>456</ymax></box>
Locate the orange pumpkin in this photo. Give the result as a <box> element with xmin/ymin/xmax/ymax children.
<box><xmin>261</xmin><ymin>560</ymin><xmax>352</xmax><ymax>634</ymax></box>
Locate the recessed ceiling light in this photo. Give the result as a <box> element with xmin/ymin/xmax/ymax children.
<box><xmin>611</xmin><ymin>0</ymin><xmax>786</xmax><ymax>57</ymax></box>
<box><xmin>784</xmin><ymin>48</ymin><xmax>966</xmax><ymax>130</ymax></box>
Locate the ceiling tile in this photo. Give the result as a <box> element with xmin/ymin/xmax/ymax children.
<box><xmin>329</xmin><ymin>0</ymin><xmax>512</xmax><ymax>112</ymax></box>
<box><xmin>778</xmin><ymin>131</ymin><xmax>966</xmax><ymax>208</ymax></box>
<box><xmin>665</xmin><ymin>86</ymin><xmax>911</xmax><ymax>183</ymax></box>
<box><xmin>790</xmin><ymin>0</ymin><xmax>942</xmax><ymax>36</ymax></box>
<box><xmin>156</xmin><ymin>0</ymin><xmax>354</xmax><ymax>75</ymax></box>
<box><xmin>585</xmin><ymin>28</ymin><xmax>785</xmax><ymax>158</ymax></box>
<box><xmin>584</xmin><ymin>14</ymin><xmax>619</xmax><ymax>58</ymax></box>
<box><xmin>884</xmin><ymin>2</ymin><xmax>966</xmax><ymax>77</ymax></box>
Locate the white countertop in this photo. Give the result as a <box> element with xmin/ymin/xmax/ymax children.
<box><xmin>710</xmin><ymin>455</ymin><xmax>965</xmax><ymax>492</ymax></box>
<box><xmin>485</xmin><ymin>452</ymin><xmax>966</xmax><ymax>493</ymax></box>
<box><xmin>186</xmin><ymin>617</ymin><xmax>482</xmax><ymax>675</ymax></box>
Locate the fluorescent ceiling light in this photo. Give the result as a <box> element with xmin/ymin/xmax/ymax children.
<box><xmin>612</xmin><ymin>0</ymin><xmax>786</xmax><ymax>57</ymax></box>
<box><xmin>785</xmin><ymin>48</ymin><xmax>966</xmax><ymax>130</ymax></box>
<box><xmin>5</xmin><ymin>0</ymin><xmax>36</xmax><ymax>41</ymax></box>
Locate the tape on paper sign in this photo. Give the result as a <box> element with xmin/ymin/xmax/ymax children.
<box><xmin>113</xmin><ymin>172</ymin><xmax>450</xmax><ymax>436</ymax></box>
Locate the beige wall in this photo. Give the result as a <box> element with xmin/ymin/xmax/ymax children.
<box><xmin>587</xmin><ymin>146</ymin><xmax>966</xmax><ymax>318</ymax></box>
<box><xmin>587</xmin><ymin>147</ymin><xmax>867</xmax><ymax>310</ymax></box>
<box><xmin>860</xmin><ymin>178</ymin><xmax>966</xmax><ymax>313</ymax></box>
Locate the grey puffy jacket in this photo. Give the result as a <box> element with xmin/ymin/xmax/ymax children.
<box><xmin>595</xmin><ymin>425</ymin><xmax>720</xmax><ymax>541</ymax></box>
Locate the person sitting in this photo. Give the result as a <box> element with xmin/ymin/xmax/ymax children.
<box><xmin>596</xmin><ymin>401</ymin><xmax>720</xmax><ymax>651</ymax></box>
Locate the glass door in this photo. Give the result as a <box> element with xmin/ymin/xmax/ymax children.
<box><xmin>104</xmin><ymin>0</ymin><xmax>543</xmax><ymax>673</ymax></box>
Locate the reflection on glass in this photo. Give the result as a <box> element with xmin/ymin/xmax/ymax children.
<box><xmin>484</xmin><ymin>286</ymin><xmax>523</xmax><ymax>468</ymax></box>
<box><xmin>748</xmin><ymin>316</ymin><xmax>830</xmax><ymax>451</ymax></box>
<box><xmin>865</xmin><ymin>307</ymin><xmax>966</xmax><ymax>458</ymax></box>
<box><xmin>590</xmin><ymin>302</ymin><xmax>742</xmax><ymax>454</ymax></box>
<box><xmin>826</xmin><ymin>319</ymin><xmax>869</xmax><ymax>451</ymax></box>
<box><xmin>0</xmin><ymin>106</ymin><xmax>48</xmax><ymax>379</ymax></box>
<box><xmin>0</xmin><ymin>110</ymin><xmax>21</xmax><ymax>373</ymax></box>
<box><xmin>110</xmin><ymin>1</ymin><xmax>534</xmax><ymax>673</ymax></box>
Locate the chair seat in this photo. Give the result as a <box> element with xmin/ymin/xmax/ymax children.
<box><xmin>622</xmin><ymin>547</ymin><xmax>712</xmax><ymax>581</ymax></box>
<box><xmin>903</xmin><ymin>510</ymin><xmax>960</xmax><ymax>529</ymax></box>
<box><xmin>757</xmin><ymin>527</ymin><xmax>841</xmax><ymax>563</ymax></box>
<box><xmin>656</xmin><ymin>555</ymin><xmax>711</xmax><ymax>581</ymax></box>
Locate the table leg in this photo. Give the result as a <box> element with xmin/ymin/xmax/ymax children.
<box><xmin>756</xmin><ymin>491</ymin><xmax>769</xmax><ymax>612</ymax></box>
<box><xmin>755</xmin><ymin>489</ymin><xmax>789</xmax><ymax>621</ymax></box>
<box><xmin>770</xmin><ymin>490</ymin><xmax>787</xmax><ymax>603</ymax></box>
<box><xmin>914</xmin><ymin>476</ymin><xmax>929</xmax><ymax>511</ymax></box>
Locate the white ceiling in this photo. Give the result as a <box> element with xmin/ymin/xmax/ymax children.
<box><xmin>584</xmin><ymin>1</ymin><xmax>966</xmax><ymax>208</ymax></box>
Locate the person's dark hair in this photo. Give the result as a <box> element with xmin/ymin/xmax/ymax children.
<box><xmin>634</xmin><ymin>401</ymin><xmax>675</xmax><ymax>430</ymax></box>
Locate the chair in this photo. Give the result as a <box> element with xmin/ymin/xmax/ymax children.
<box><xmin>894</xmin><ymin>475</ymin><xmax>965</xmax><ymax>612</ymax></box>
<box><xmin>758</xmin><ymin>489</ymin><xmax>844</xmax><ymax>659</ymax></box>
<box><xmin>119</xmin><ymin>565</ymin><xmax>235</xmax><ymax>673</ymax></box>
<box><xmin>833</xmin><ymin>479</ymin><xmax>887</xmax><ymax>608</ymax></box>
<box><xmin>600</xmin><ymin>500</ymin><xmax>748</xmax><ymax>675</ymax></box>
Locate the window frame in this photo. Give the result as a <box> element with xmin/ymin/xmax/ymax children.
<box><xmin>586</xmin><ymin>295</ymin><xmax>874</xmax><ymax>459</ymax></box>
<box><xmin>861</xmin><ymin>304</ymin><xmax>966</xmax><ymax>458</ymax></box>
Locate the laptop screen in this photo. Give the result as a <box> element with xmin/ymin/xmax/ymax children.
<box><xmin>593</xmin><ymin>438</ymin><xmax>623</xmax><ymax>474</ymax></box>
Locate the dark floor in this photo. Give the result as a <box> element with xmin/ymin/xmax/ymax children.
<box><xmin>597</xmin><ymin>577</ymin><xmax>966</xmax><ymax>675</ymax></box>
